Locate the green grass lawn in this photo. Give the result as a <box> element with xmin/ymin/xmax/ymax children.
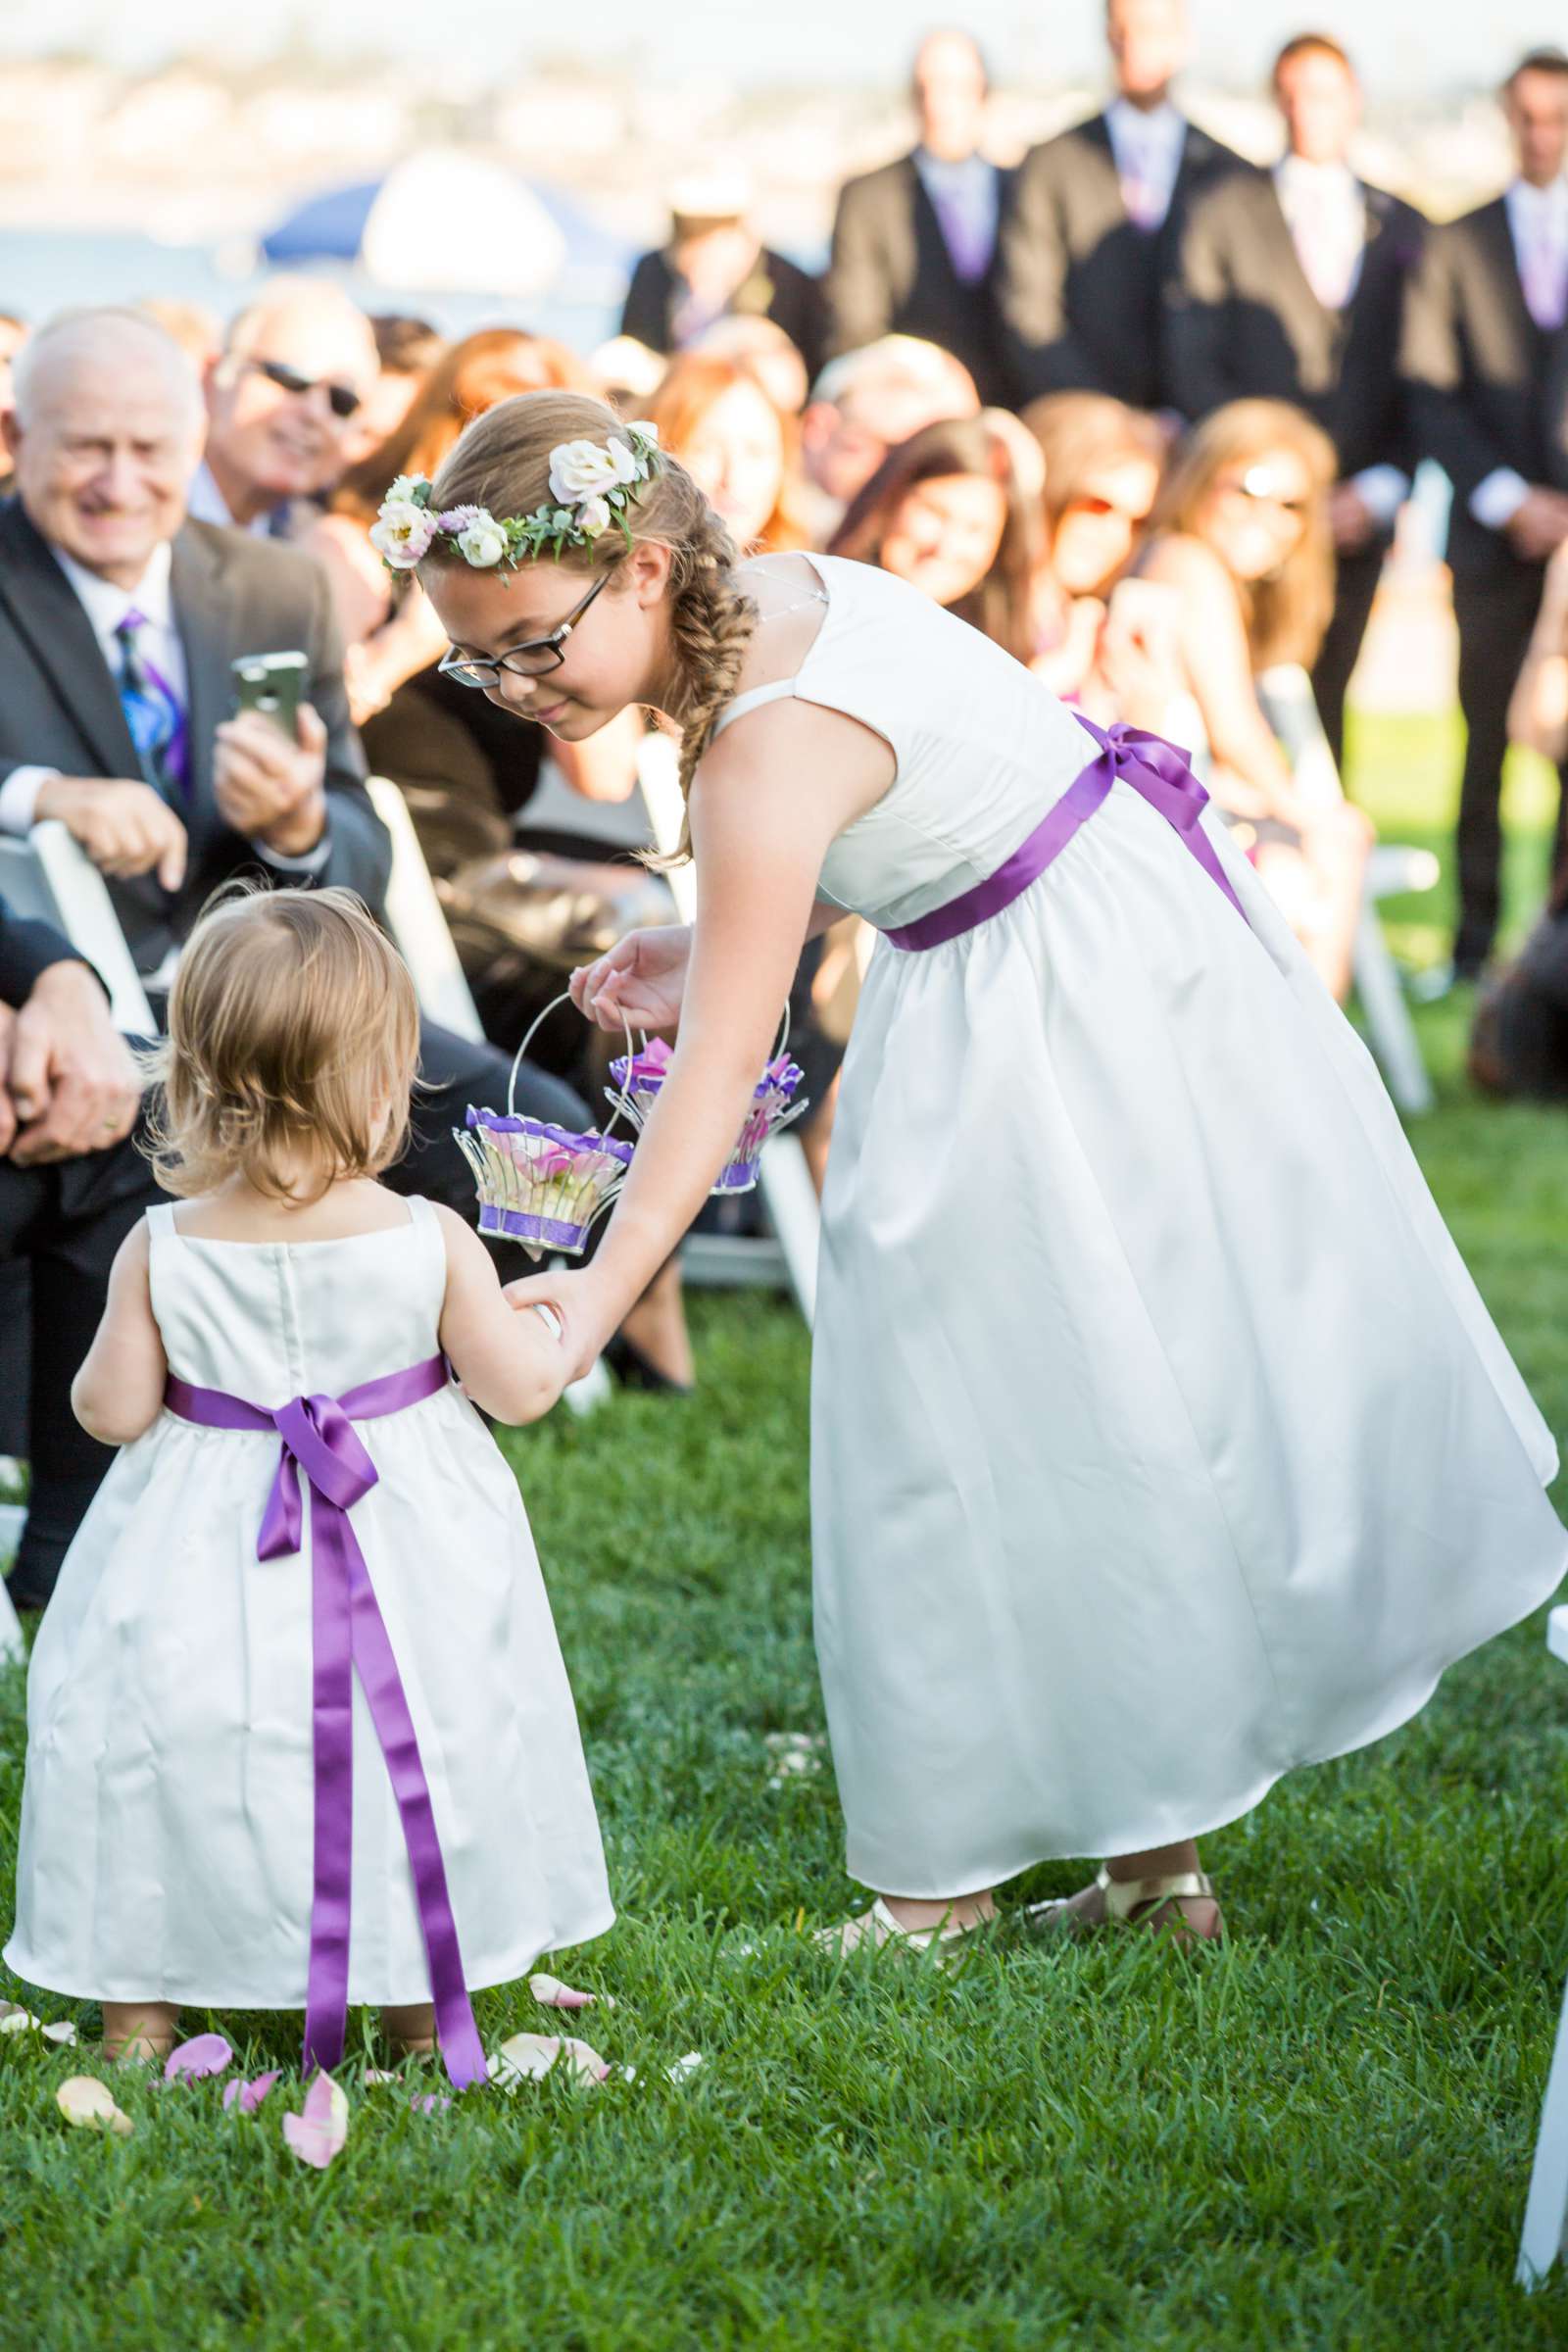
<box><xmin>5</xmin><ymin>714</ymin><xmax>1568</xmax><ymax>2349</ymax></box>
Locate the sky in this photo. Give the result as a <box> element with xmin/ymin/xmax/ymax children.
<box><xmin>2</xmin><ymin>0</ymin><xmax>1564</xmax><ymax>96</ymax></box>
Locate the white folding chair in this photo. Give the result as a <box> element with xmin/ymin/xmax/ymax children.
<box><xmin>1256</xmin><ymin>665</ymin><xmax>1436</xmax><ymax>1116</ymax></box>
<box><xmin>0</xmin><ymin>822</ymin><xmax>154</xmax><ymax>1036</ymax></box>
<box><xmin>1519</xmin><ymin>1604</ymin><xmax>1568</xmax><ymax>2286</ymax></box>
<box><xmin>636</xmin><ymin>733</ymin><xmax>819</xmax><ymax>1324</ymax></box>
<box><xmin>364</xmin><ymin>777</ymin><xmax>485</xmax><ymax>1042</ymax></box>
<box><xmin>0</xmin><ymin>1505</ymin><xmax>24</xmax><ymax>1661</ymax></box>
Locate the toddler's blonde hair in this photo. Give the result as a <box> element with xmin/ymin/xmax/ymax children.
<box><xmin>144</xmin><ymin>886</ymin><xmax>419</xmax><ymax>1202</ymax></box>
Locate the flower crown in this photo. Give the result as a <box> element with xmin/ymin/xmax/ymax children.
<box><xmin>371</xmin><ymin>420</ymin><xmax>663</xmax><ymax>575</ymax></box>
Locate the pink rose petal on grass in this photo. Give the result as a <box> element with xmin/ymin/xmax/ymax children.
<box><xmin>410</xmin><ymin>2092</ymin><xmax>452</xmax><ymax>2115</ymax></box>
<box><xmin>282</xmin><ymin>2075</ymin><xmax>350</xmax><ymax>2169</ymax></box>
<box><xmin>164</xmin><ymin>2034</ymin><xmax>232</xmax><ymax>2084</ymax></box>
<box><xmin>221</xmin><ymin>2071</ymin><xmax>279</xmax><ymax>2114</ymax></box>
<box><xmin>529</xmin><ymin>1973</ymin><xmax>614</xmax><ymax>2012</ymax></box>
<box><xmin>488</xmin><ymin>2031</ymin><xmax>610</xmax><ymax>2088</ymax></box>
<box><xmin>57</xmin><ymin>2077</ymin><xmax>133</xmax><ymax>2136</ymax></box>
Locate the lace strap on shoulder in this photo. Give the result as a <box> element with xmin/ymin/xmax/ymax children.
<box><xmin>709</xmin><ymin>677</ymin><xmax>801</xmax><ymax>744</ymax></box>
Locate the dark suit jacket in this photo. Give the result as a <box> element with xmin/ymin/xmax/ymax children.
<box><xmin>1164</xmin><ymin>168</ymin><xmax>1425</xmax><ymax>478</ymax></box>
<box><xmin>823</xmin><ymin>152</ymin><xmax>1011</xmax><ymax>401</ymax></box>
<box><xmin>1401</xmin><ymin>195</ymin><xmax>1568</xmax><ymax>576</ymax></box>
<box><xmin>0</xmin><ymin>502</ymin><xmax>390</xmax><ymax>974</ymax></box>
<box><xmin>0</xmin><ymin>897</ymin><xmax>81</xmax><ymax>1009</ymax></box>
<box><xmin>996</xmin><ymin>111</ymin><xmax>1243</xmax><ymax>411</ymax></box>
<box><xmin>620</xmin><ymin>246</ymin><xmax>826</xmax><ymax>380</ymax></box>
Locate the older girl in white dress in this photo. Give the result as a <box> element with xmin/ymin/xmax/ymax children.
<box><xmin>6</xmin><ymin>889</ymin><xmax>611</xmax><ymax>2069</ymax></box>
<box><xmin>396</xmin><ymin>394</ymin><xmax>1565</xmax><ymax>1953</ymax></box>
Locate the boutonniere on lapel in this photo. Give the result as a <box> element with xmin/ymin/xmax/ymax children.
<box><xmin>736</xmin><ymin>269</ymin><xmax>776</xmax><ymax>317</ymax></box>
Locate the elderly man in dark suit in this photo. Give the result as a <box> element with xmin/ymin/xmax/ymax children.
<box><xmin>0</xmin><ymin>893</ymin><xmax>153</xmax><ymax>1610</ymax></box>
<box><xmin>1164</xmin><ymin>34</ymin><xmax>1427</xmax><ymax>763</ymax></box>
<box><xmin>1402</xmin><ymin>48</ymin><xmax>1568</xmax><ymax>983</ymax></box>
<box><xmin>996</xmin><ymin>0</ymin><xmax>1240</xmax><ymax>414</ymax></box>
<box><xmin>824</xmin><ymin>29</ymin><xmax>1009</xmax><ymax>403</ymax></box>
<box><xmin>0</xmin><ymin>307</ymin><xmax>586</xmax><ymax>1217</ymax></box>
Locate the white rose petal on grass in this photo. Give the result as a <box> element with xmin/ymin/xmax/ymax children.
<box><xmin>281</xmin><ymin>2075</ymin><xmax>350</xmax><ymax>2170</ymax></box>
<box><xmin>765</xmin><ymin>1731</ymin><xmax>825</xmax><ymax>1787</ymax></box>
<box><xmin>457</xmin><ymin>516</ymin><xmax>510</xmax><ymax>567</ymax></box>
<box><xmin>618</xmin><ymin>2052</ymin><xmax>705</xmax><ymax>2087</ymax></box>
<box><xmin>530</xmin><ymin>1973</ymin><xmax>614</xmax><ymax>2012</ymax></box>
<box><xmin>0</xmin><ymin>2002</ymin><xmax>75</xmax><ymax>2045</ymax></box>
<box><xmin>57</xmin><ymin>2077</ymin><xmax>133</xmax><ymax>2136</ymax></box>
<box><xmin>488</xmin><ymin>2032</ymin><xmax>610</xmax><ymax>2089</ymax></box>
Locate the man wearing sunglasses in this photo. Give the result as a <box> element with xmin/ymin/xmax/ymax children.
<box><xmin>190</xmin><ymin>278</ymin><xmax>379</xmax><ymax>541</ymax></box>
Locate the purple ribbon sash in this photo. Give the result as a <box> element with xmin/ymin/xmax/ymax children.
<box><xmin>884</xmin><ymin>715</ymin><xmax>1248</xmax><ymax>953</ymax></box>
<box><xmin>164</xmin><ymin>1351</ymin><xmax>489</xmax><ymax>2090</ymax></box>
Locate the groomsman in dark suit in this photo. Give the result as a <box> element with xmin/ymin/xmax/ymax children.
<box><xmin>996</xmin><ymin>0</ymin><xmax>1242</xmax><ymax>413</ymax></box>
<box><xmin>621</xmin><ymin>176</ymin><xmax>825</xmax><ymax>383</ymax></box>
<box><xmin>1164</xmin><ymin>34</ymin><xmax>1426</xmax><ymax>763</ymax></box>
<box><xmin>824</xmin><ymin>30</ymin><xmax>1009</xmax><ymax>403</ymax></box>
<box><xmin>1402</xmin><ymin>48</ymin><xmax>1568</xmax><ymax>980</ymax></box>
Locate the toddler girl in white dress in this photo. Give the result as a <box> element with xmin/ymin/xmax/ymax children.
<box><xmin>5</xmin><ymin>886</ymin><xmax>612</xmax><ymax>2078</ymax></box>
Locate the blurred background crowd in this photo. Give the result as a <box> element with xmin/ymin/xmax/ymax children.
<box><xmin>8</xmin><ymin>0</ymin><xmax>1568</xmax><ymax>1616</ymax></box>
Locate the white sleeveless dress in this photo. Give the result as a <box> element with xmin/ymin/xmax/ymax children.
<box><xmin>714</xmin><ymin>554</ymin><xmax>1567</xmax><ymax>1899</ymax></box>
<box><xmin>5</xmin><ymin>1196</ymin><xmax>612</xmax><ymax>2006</ymax></box>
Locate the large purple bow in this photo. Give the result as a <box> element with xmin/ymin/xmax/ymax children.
<box><xmin>165</xmin><ymin>1354</ymin><xmax>488</xmax><ymax>2090</ymax></box>
<box><xmin>884</xmin><ymin>713</ymin><xmax>1248</xmax><ymax>953</ymax></box>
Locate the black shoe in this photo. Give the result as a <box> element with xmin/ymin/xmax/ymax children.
<box><xmin>603</xmin><ymin>1331</ymin><xmax>694</xmax><ymax>1396</ymax></box>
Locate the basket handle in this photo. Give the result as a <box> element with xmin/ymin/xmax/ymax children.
<box><xmin>631</xmin><ymin>999</ymin><xmax>792</xmax><ymax>1073</ymax></box>
<box><xmin>508</xmin><ymin>989</ymin><xmax>637</xmax><ymax>1136</ymax></box>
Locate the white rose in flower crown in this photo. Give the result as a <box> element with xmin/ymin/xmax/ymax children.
<box><xmin>548</xmin><ymin>437</ymin><xmax>628</xmax><ymax>506</ymax></box>
<box><xmin>604</xmin><ymin>436</ymin><xmax>641</xmax><ymax>486</ymax></box>
<box><xmin>385</xmin><ymin>473</ymin><xmax>428</xmax><ymax>507</ymax></box>
<box><xmin>576</xmin><ymin>496</ymin><xmax>612</xmax><ymax>538</ymax></box>
<box><xmin>457</xmin><ymin>513</ymin><xmax>510</xmax><ymax>567</ymax></box>
<box><xmin>624</xmin><ymin>421</ymin><xmax>660</xmax><ymax>447</ymax></box>
<box><xmin>370</xmin><ymin>500</ymin><xmax>437</xmax><ymax>568</ymax></box>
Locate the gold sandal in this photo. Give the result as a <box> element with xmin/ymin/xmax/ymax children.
<box><xmin>1020</xmin><ymin>1864</ymin><xmax>1222</xmax><ymax>1942</ymax></box>
<box><xmin>816</xmin><ymin>1897</ymin><xmax>996</xmax><ymax>1964</ymax></box>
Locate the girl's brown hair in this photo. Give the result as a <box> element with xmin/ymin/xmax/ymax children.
<box><xmin>1021</xmin><ymin>390</ymin><xmax>1167</xmax><ymax>532</ymax></box>
<box><xmin>425</xmin><ymin>388</ymin><xmax>758</xmax><ymax>819</ymax></box>
<box><xmin>643</xmin><ymin>352</ymin><xmax>810</xmax><ymax>554</ymax></box>
<box><xmin>827</xmin><ymin>414</ymin><xmax>1042</xmax><ymax>663</ymax></box>
<box><xmin>1147</xmin><ymin>397</ymin><xmax>1338</xmax><ymax>670</ymax></box>
<box><xmin>144</xmin><ymin>886</ymin><xmax>419</xmax><ymax>1203</ymax></box>
<box><xmin>334</xmin><ymin>328</ymin><xmax>591</xmax><ymax>525</ymax></box>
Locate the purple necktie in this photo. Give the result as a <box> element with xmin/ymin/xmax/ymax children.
<box><xmin>117</xmin><ymin>607</ymin><xmax>190</xmax><ymax>803</ymax></box>
<box><xmin>929</xmin><ymin>172</ymin><xmax>994</xmax><ymax>284</ymax></box>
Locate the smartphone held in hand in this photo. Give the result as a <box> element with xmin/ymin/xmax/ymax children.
<box><xmin>231</xmin><ymin>651</ymin><xmax>308</xmax><ymax>737</ymax></box>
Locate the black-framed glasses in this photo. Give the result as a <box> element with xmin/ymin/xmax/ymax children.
<box><xmin>437</xmin><ymin>572</ymin><xmax>612</xmax><ymax>688</ymax></box>
<box><xmin>249</xmin><ymin>357</ymin><xmax>363</xmax><ymax>420</ymax></box>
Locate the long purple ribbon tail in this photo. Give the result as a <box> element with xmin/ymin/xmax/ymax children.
<box><xmin>165</xmin><ymin>1355</ymin><xmax>488</xmax><ymax>2090</ymax></box>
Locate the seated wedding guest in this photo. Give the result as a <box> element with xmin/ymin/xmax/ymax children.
<box><xmin>0</xmin><ymin>311</ymin><xmax>24</xmax><ymax>492</ymax></box>
<box><xmin>800</xmin><ymin>335</ymin><xmax>979</xmax><ymax>543</ymax></box>
<box><xmin>1135</xmin><ymin>397</ymin><xmax>1372</xmax><ymax>1002</ymax></box>
<box><xmin>588</xmin><ymin>333</ymin><xmax>667</xmax><ymax>414</ymax></box>
<box><xmin>188</xmin><ymin>276</ymin><xmax>380</xmax><ymax>536</ymax></box>
<box><xmin>1468</xmin><ymin>865</ymin><xmax>1568</xmax><ymax>1103</ymax></box>
<box><xmin>829</xmin><ymin>412</ymin><xmax>1040</xmax><ymax>662</ymax></box>
<box><xmin>1163</xmin><ymin>33</ymin><xmax>1426</xmax><ymax>764</ymax></box>
<box><xmin>825</xmin><ymin>28</ymin><xmax>1009</xmax><ymax>403</ymax></box>
<box><xmin>339</xmin><ymin>312</ymin><xmax>447</xmax><ymax>467</ymax></box>
<box><xmin>645</xmin><ymin>353</ymin><xmax>809</xmax><ymax>555</ymax></box>
<box><xmin>1023</xmin><ymin>389</ymin><xmax>1166</xmax><ymax>696</ymax></box>
<box><xmin>691</xmin><ymin>315</ymin><xmax>810</xmax><ymax>417</ymax></box>
<box><xmin>0</xmin><ymin>308</ymin><xmax>589</xmax><ymax>1252</ymax></box>
<box><xmin>137</xmin><ymin>296</ymin><xmax>223</xmax><ymax>374</ymax></box>
<box><xmin>621</xmin><ymin>174</ymin><xmax>825</xmax><ymax>382</ymax></box>
<box><xmin>0</xmin><ymin>891</ymin><xmax>153</xmax><ymax>1611</ymax></box>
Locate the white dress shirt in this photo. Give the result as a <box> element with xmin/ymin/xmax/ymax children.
<box><xmin>1471</xmin><ymin>176</ymin><xmax>1568</xmax><ymax>531</ymax></box>
<box><xmin>912</xmin><ymin>148</ymin><xmax>1002</xmax><ymax>281</ymax></box>
<box><xmin>1274</xmin><ymin>156</ymin><xmax>1407</xmax><ymax>526</ymax></box>
<box><xmin>187</xmin><ymin>459</ymin><xmax>285</xmax><ymax>540</ymax></box>
<box><xmin>0</xmin><ymin>535</ymin><xmax>330</xmax><ymax>879</ymax></box>
<box><xmin>1104</xmin><ymin>98</ymin><xmax>1187</xmax><ymax>232</ymax></box>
